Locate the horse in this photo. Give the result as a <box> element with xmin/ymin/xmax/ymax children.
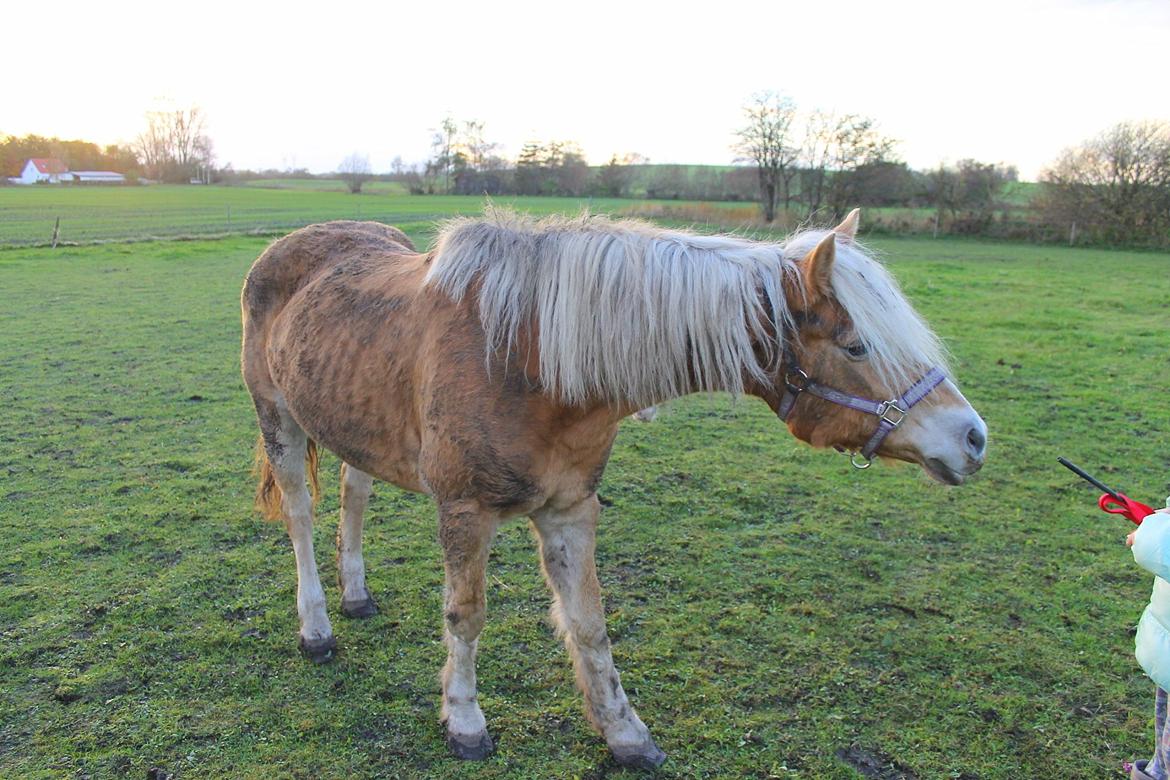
<box><xmin>240</xmin><ymin>209</ymin><xmax>986</xmax><ymax>768</ymax></box>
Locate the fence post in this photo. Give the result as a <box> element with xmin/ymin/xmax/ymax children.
<box><xmin>1069</xmin><ymin>221</ymin><xmax>1077</xmax><ymax>246</ymax></box>
<box><xmin>227</xmin><ymin>206</ymin><xmax>232</xmax><ymax>231</ymax></box>
<box><xmin>932</xmin><ymin>211</ymin><xmax>939</xmax><ymax>239</ymax></box>
<box><xmin>51</xmin><ymin>217</ymin><xmax>60</xmax><ymax>249</ymax></box>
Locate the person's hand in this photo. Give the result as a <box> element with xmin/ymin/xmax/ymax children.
<box><xmin>1128</xmin><ymin>530</ymin><xmax>1138</xmax><ymax>547</ymax></box>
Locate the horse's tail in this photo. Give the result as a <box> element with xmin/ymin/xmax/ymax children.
<box><xmin>253</xmin><ymin>436</ymin><xmax>320</xmax><ymax>521</ymax></box>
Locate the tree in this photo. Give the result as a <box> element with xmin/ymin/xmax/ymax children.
<box><xmin>595</xmin><ymin>153</ymin><xmax>647</xmax><ymax>198</ymax></box>
<box><xmin>798</xmin><ymin>111</ymin><xmax>898</xmax><ymax>220</ymax></box>
<box><xmin>509</xmin><ymin>141</ymin><xmax>590</xmax><ymax>196</ymax></box>
<box><xmin>428</xmin><ymin>117</ymin><xmax>459</xmax><ymax>194</ymax></box>
<box><xmin>459</xmin><ymin>120</ymin><xmax>498</xmax><ymax>172</ymax></box>
<box><xmin>733</xmin><ymin>91</ymin><xmax>799</xmax><ymax>223</ymax></box>
<box><xmin>847</xmin><ymin>160</ymin><xmax>918</xmax><ymax>207</ymax></box>
<box><xmin>424</xmin><ymin>117</ymin><xmax>504</xmax><ymax>194</ymax></box>
<box><xmin>549</xmin><ymin>142</ymin><xmax>590</xmax><ymax>197</ymax></box>
<box><xmin>822</xmin><ymin>116</ymin><xmax>898</xmax><ymax>219</ymax></box>
<box><xmin>1040</xmin><ymin>120</ymin><xmax>1170</xmax><ymax>245</ymax></box>
<box><xmin>514</xmin><ymin>141</ymin><xmax>545</xmax><ymax>195</ymax></box>
<box><xmin>924</xmin><ymin>160</ymin><xmax>1014</xmax><ymax>233</ymax></box>
<box><xmin>645</xmin><ymin>165</ymin><xmax>687</xmax><ymax>200</ymax></box>
<box><xmin>338</xmin><ymin>152</ymin><xmax>373</xmax><ymax>194</ymax></box>
<box><xmin>134</xmin><ymin>106</ymin><xmax>214</xmax><ymax>183</ymax></box>
<box><xmin>1</xmin><ymin>133</ymin><xmax>140</xmax><ymax>179</ymax></box>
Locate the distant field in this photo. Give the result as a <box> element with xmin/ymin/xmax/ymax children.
<box><xmin>237</xmin><ymin>178</ymin><xmax>410</xmax><ymax>196</ymax></box>
<box><xmin>2</xmin><ymin>229</ymin><xmax>1169</xmax><ymax>778</ymax></box>
<box><xmin>0</xmin><ymin>186</ymin><xmax>592</xmax><ymax>246</ymax></box>
<box><xmin>0</xmin><ymin>185</ymin><xmax>756</xmax><ymax>247</ymax></box>
<box><xmin>0</xmin><ymin>182</ymin><xmax>1052</xmax><ymax>249</ymax></box>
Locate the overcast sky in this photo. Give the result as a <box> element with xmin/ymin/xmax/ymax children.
<box><xmin>5</xmin><ymin>0</ymin><xmax>1168</xmax><ymax>179</ymax></box>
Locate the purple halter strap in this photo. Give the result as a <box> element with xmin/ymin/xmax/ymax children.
<box><xmin>777</xmin><ymin>358</ymin><xmax>948</xmax><ymax>468</ymax></box>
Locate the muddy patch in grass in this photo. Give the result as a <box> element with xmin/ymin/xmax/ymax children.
<box><xmin>836</xmin><ymin>744</ymin><xmax>918</xmax><ymax>779</ymax></box>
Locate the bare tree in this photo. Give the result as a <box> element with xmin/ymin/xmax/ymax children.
<box><xmin>733</xmin><ymin>91</ymin><xmax>799</xmax><ymax>223</ymax></box>
<box><xmin>338</xmin><ymin>152</ymin><xmax>373</xmax><ymax>194</ymax></box>
<box><xmin>797</xmin><ymin>110</ymin><xmax>837</xmax><ymax>218</ymax></box>
<box><xmin>460</xmin><ymin>120</ymin><xmax>499</xmax><ymax>172</ymax></box>
<box><xmin>799</xmin><ymin>111</ymin><xmax>897</xmax><ymax>220</ymax></box>
<box><xmin>134</xmin><ymin>106</ymin><xmax>213</xmax><ymax>183</ymax></box>
<box><xmin>428</xmin><ymin>117</ymin><xmax>459</xmax><ymax>194</ymax></box>
<box><xmin>1041</xmin><ymin>120</ymin><xmax>1170</xmax><ymax>245</ymax></box>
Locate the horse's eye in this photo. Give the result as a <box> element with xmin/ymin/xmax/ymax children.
<box><xmin>844</xmin><ymin>342</ymin><xmax>868</xmax><ymax>359</ymax></box>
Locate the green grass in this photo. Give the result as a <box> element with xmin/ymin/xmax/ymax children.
<box><xmin>237</xmin><ymin>179</ymin><xmax>411</xmax><ymax>196</ymax></box>
<box><xmin>0</xmin><ymin>186</ymin><xmax>709</xmax><ymax>247</ymax></box>
<box><xmin>1</xmin><ymin>229</ymin><xmax>1169</xmax><ymax>778</ymax></box>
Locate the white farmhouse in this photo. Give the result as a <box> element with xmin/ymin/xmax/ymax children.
<box><xmin>18</xmin><ymin>158</ymin><xmax>69</xmax><ymax>184</ymax></box>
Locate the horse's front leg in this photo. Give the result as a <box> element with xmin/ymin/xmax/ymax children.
<box><xmin>531</xmin><ymin>495</ymin><xmax>666</xmax><ymax>769</ymax></box>
<box><xmin>438</xmin><ymin>500</ymin><xmax>498</xmax><ymax>760</ymax></box>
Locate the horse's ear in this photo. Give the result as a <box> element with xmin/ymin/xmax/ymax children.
<box><xmin>801</xmin><ymin>232</ymin><xmax>837</xmax><ymax>301</ymax></box>
<box><xmin>833</xmin><ymin>208</ymin><xmax>860</xmax><ymax>242</ymax></box>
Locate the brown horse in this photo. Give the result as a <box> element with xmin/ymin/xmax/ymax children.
<box><xmin>240</xmin><ymin>210</ymin><xmax>986</xmax><ymax>768</ymax></box>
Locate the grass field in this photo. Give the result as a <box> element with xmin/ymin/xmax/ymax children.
<box><xmin>1</xmin><ymin>212</ymin><xmax>1169</xmax><ymax>778</ymax></box>
<box><xmin>236</xmin><ymin>179</ymin><xmax>411</xmax><ymax>196</ymax></box>
<box><xmin>0</xmin><ymin>185</ymin><xmax>744</xmax><ymax>248</ymax></box>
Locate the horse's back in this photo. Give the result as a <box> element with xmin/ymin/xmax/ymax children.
<box><xmin>242</xmin><ymin>221</ymin><xmax>415</xmax><ymax>327</ymax></box>
<box><xmin>242</xmin><ymin>222</ymin><xmax>439</xmax><ymax>489</ymax></box>
<box><xmin>241</xmin><ymin>218</ymin><xmax>620</xmax><ymax>510</ymax></box>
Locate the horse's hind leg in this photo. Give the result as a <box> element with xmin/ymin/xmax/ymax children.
<box><xmin>260</xmin><ymin>400</ymin><xmax>336</xmax><ymax>663</ymax></box>
<box><xmin>438</xmin><ymin>500</ymin><xmax>498</xmax><ymax>760</ymax></box>
<box><xmin>337</xmin><ymin>462</ymin><xmax>377</xmax><ymax>618</ymax></box>
<box><xmin>531</xmin><ymin>495</ymin><xmax>666</xmax><ymax>769</ymax></box>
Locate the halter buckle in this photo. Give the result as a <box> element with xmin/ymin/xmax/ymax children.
<box><xmin>876</xmin><ymin>400</ymin><xmax>907</xmax><ymax>428</ymax></box>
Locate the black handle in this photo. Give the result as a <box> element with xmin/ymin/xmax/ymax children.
<box><xmin>1058</xmin><ymin>457</ymin><xmax>1121</xmax><ymax>500</ymax></box>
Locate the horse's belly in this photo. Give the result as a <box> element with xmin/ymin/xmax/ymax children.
<box><xmin>267</xmin><ymin>277</ymin><xmax>427</xmax><ymax>493</ymax></box>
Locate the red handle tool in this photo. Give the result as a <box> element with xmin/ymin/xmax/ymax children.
<box><xmin>1097</xmin><ymin>492</ymin><xmax>1156</xmax><ymax>526</ymax></box>
<box><xmin>1059</xmin><ymin>456</ymin><xmax>1157</xmax><ymax>526</ymax></box>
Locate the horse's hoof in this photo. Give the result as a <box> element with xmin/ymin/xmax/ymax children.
<box><xmin>611</xmin><ymin>739</ymin><xmax>667</xmax><ymax>770</ymax></box>
<box><xmin>340</xmin><ymin>595</ymin><xmax>378</xmax><ymax>619</ymax></box>
<box><xmin>446</xmin><ymin>729</ymin><xmax>494</xmax><ymax>761</ymax></box>
<box><xmin>298</xmin><ymin>634</ymin><xmax>336</xmax><ymax>664</ymax></box>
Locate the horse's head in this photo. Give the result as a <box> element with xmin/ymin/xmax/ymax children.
<box><xmin>766</xmin><ymin>210</ymin><xmax>986</xmax><ymax>485</ymax></box>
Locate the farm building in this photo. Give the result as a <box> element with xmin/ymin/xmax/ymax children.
<box><xmin>18</xmin><ymin>158</ymin><xmax>69</xmax><ymax>184</ymax></box>
<box><xmin>12</xmin><ymin>159</ymin><xmax>126</xmax><ymax>184</ymax></box>
<box><xmin>69</xmin><ymin>171</ymin><xmax>126</xmax><ymax>184</ymax></box>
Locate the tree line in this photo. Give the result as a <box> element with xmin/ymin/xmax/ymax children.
<box><xmin>375</xmin><ymin>101</ymin><xmax>1168</xmax><ymax>247</ymax></box>
<box><xmin>373</xmin><ymin>110</ymin><xmax>1024</xmax><ymax>233</ymax></box>
<box><xmin>6</xmin><ymin>101</ymin><xmax>1167</xmax><ymax>248</ymax></box>
<box><xmin>2</xmin><ymin>106</ymin><xmax>214</xmax><ymax>184</ymax></box>
<box><xmin>0</xmin><ymin>135</ymin><xmax>138</xmax><ymax>180</ymax></box>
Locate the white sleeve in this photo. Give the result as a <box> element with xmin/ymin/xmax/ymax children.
<box><xmin>1132</xmin><ymin>512</ymin><xmax>1170</xmax><ymax>581</ymax></box>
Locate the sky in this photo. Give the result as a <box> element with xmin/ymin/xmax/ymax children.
<box><xmin>4</xmin><ymin>0</ymin><xmax>1168</xmax><ymax>180</ymax></box>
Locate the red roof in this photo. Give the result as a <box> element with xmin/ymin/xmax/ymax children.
<box><xmin>30</xmin><ymin>158</ymin><xmax>68</xmax><ymax>174</ymax></box>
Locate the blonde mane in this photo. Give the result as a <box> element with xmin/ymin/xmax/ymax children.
<box><xmin>425</xmin><ymin>211</ymin><xmax>947</xmax><ymax>407</ymax></box>
<box><xmin>781</xmin><ymin>229</ymin><xmax>950</xmax><ymax>386</ymax></box>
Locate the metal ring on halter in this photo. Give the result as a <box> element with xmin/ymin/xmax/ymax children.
<box><xmin>850</xmin><ymin>452</ymin><xmax>873</xmax><ymax>469</ymax></box>
<box><xmin>784</xmin><ymin>368</ymin><xmax>809</xmax><ymax>392</ymax></box>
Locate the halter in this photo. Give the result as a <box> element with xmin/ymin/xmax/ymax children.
<box><xmin>777</xmin><ymin>353</ymin><xmax>947</xmax><ymax>469</ymax></box>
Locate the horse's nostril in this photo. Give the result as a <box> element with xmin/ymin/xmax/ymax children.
<box><xmin>966</xmin><ymin>425</ymin><xmax>986</xmax><ymax>456</ymax></box>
